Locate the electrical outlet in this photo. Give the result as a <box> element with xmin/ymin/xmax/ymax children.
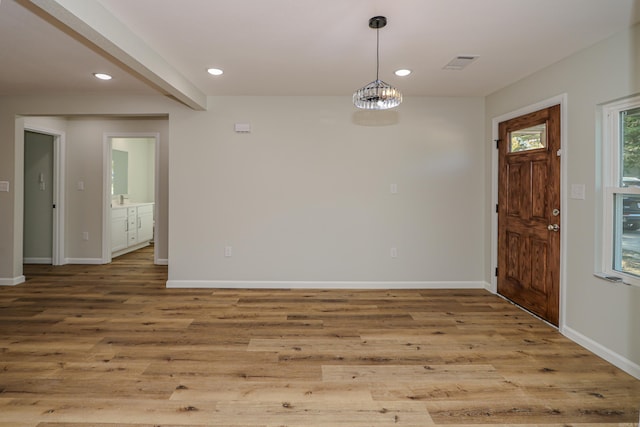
<box><xmin>390</xmin><ymin>183</ymin><xmax>398</xmax><ymax>194</ymax></box>
<box><xmin>224</xmin><ymin>246</ymin><xmax>233</xmax><ymax>257</ymax></box>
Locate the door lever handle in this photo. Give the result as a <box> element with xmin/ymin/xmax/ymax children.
<box><xmin>547</xmin><ymin>224</ymin><xmax>559</xmax><ymax>232</ymax></box>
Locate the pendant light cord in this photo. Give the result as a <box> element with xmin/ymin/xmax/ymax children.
<box><xmin>376</xmin><ymin>28</ymin><xmax>380</xmax><ymax>81</ymax></box>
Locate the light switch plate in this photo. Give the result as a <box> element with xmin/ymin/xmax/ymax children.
<box><xmin>0</xmin><ymin>181</ymin><xmax>9</xmax><ymax>192</ymax></box>
<box><xmin>570</xmin><ymin>184</ymin><xmax>586</xmax><ymax>200</ymax></box>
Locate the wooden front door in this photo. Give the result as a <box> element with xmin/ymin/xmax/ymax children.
<box><xmin>498</xmin><ymin>105</ymin><xmax>560</xmax><ymax>326</ymax></box>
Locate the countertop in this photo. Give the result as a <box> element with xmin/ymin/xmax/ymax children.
<box><xmin>112</xmin><ymin>202</ymin><xmax>154</xmax><ymax>208</ymax></box>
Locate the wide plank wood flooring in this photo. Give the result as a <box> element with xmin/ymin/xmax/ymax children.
<box><xmin>1</xmin><ymin>246</ymin><xmax>639</xmax><ymax>426</ymax></box>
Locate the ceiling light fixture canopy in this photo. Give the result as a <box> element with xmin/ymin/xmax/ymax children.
<box><xmin>353</xmin><ymin>16</ymin><xmax>402</xmax><ymax>110</ymax></box>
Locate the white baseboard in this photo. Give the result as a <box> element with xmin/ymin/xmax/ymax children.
<box><xmin>156</xmin><ymin>258</ymin><xmax>168</xmax><ymax>265</ymax></box>
<box><xmin>64</xmin><ymin>258</ymin><xmax>103</xmax><ymax>265</ymax></box>
<box><xmin>23</xmin><ymin>257</ymin><xmax>52</xmax><ymax>264</ymax></box>
<box><xmin>0</xmin><ymin>276</ymin><xmax>26</xmax><ymax>286</ymax></box>
<box><xmin>562</xmin><ymin>325</ymin><xmax>640</xmax><ymax>380</ymax></box>
<box><xmin>165</xmin><ymin>280</ymin><xmax>486</xmax><ymax>289</ymax></box>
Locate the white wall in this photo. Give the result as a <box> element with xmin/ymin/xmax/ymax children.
<box><xmin>23</xmin><ymin>117</ymin><xmax>168</xmax><ymax>262</ymax></box>
<box><xmin>1</xmin><ymin>95</ymin><xmax>486</xmax><ymax>287</ymax></box>
<box><xmin>168</xmin><ymin>96</ymin><xmax>486</xmax><ymax>286</ymax></box>
<box><xmin>485</xmin><ymin>24</ymin><xmax>640</xmax><ymax>375</ymax></box>
<box><xmin>67</xmin><ymin>118</ymin><xmax>166</xmax><ymax>261</ymax></box>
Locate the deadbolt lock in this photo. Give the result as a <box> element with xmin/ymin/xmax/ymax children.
<box><xmin>552</xmin><ymin>209</ymin><xmax>560</xmax><ymax>216</ymax></box>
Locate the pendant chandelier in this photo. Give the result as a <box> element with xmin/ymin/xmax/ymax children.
<box><xmin>353</xmin><ymin>16</ymin><xmax>402</xmax><ymax>110</ymax></box>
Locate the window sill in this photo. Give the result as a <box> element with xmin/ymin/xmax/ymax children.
<box><xmin>594</xmin><ymin>272</ymin><xmax>639</xmax><ymax>287</ymax></box>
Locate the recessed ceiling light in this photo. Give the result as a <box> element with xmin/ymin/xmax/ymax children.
<box><xmin>394</xmin><ymin>69</ymin><xmax>411</xmax><ymax>77</ymax></box>
<box><xmin>93</xmin><ymin>73</ymin><xmax>112</xmax><ymax>80</ymax></box>
<box><xmin>207</xmin><ymin>68</ymin><xmax>224</xmax><ymax>76</ymax></box>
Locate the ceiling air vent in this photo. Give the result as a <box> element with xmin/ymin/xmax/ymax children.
<box><xmin>443</xmin><ymin>55</ymin><xmax>479</xmax><ymax>70</ymax></box>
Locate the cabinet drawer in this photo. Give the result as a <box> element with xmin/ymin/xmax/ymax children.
<box><xmin>127</xmin><ymin>207</ymin><xmax>137</xmax><ymax>216</ymax></box>
<box><xmin>137</xmin><ymin>204</ymin><xmax>153</xmax><ymax>215</ymax></box>
<box><xmin>128</xmin><ymin>231</ymin><xmax>138</xmax><ymax>245</ymax></box>
<box><xmin>112</xmin><ymin>207</ymin><xmax>127</xmax><ymax>221</ymax></box>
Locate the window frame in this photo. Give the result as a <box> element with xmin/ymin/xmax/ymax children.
<box><xmin>600</xmin><ymin>95</ymin><xmax>640</xmax><ymax>287</ymax></box>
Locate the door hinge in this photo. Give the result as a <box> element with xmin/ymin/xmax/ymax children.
<box><xmin>495</xmin><ymin>267</ymin><xmax>498</xmax><ymax>277</ymax></box>
<box><xmin>495</xmin><ymin>204</ymin><xmax>499</xmax><ymax>213</ymax></box>
<box><xmin>52</xmin><ymin>204</ymin><xmax>56</xmax><ymax>209</ymax></box>
<box><xmin>494</xmin><ymin>139</ymin><xmax>501</xmax><ymax>149</ymax></box>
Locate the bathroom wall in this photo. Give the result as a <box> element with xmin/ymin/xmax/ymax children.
<box><xmin>111</xmin><ymin>137</ymin><xmax>155</xmax><ymax>203</ymax></box>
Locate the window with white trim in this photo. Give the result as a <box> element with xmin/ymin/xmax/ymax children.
<box><xmin>601</xmin><ymin>95</ymin><xmax>640</xmax><ymax>286</ymax></box>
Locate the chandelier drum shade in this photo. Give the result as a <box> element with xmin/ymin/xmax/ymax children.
<box><xmin>353</xmin><ymin>16</ymin><xmax>402</xmax><ymax>110</ymax></box>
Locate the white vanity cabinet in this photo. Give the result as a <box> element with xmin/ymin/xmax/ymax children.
<box><xmin>136</xmin><ymin>204</ymin><xmax>154</xmax><ymax>243</ymax></box>
<box><xmin>111</xmin><ymin>207</ymin><xmax>128</xmax><ymax>252</ymax></box>
<box><xmin>111</xmin><ymin>203</ymin><xmax>154</xmax><ymax>256</ymax></box>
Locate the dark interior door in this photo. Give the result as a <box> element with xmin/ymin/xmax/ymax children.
<box><xmin>24</xmin><ymin>131</ymin><xmax>54</xmax><ymax>263</ymax></box>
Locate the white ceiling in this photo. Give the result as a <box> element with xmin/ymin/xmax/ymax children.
<box><xmin>1</xmin><ymin>0</ymin><xmax>639</xmax><ymax>107</ymax></box>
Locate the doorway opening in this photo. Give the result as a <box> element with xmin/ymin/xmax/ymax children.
<box><xmin>103</xmin><ymin>134</ymin><xmax>159</xmax><ymax>265</ymax></box>
<box><xmin>23</xmin><ymin>128</ymin><xmax>65</xmax><ymax>266</ymax></box>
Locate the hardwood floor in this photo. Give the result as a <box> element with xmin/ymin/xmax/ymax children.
<box><xmin>1</xmin><ymin>246</ymin><xmax>639</xmax><ymax>426</ymax></box>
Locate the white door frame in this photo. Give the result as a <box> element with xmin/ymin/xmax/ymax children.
<box><xmin>102</xmin><ymin>132</ymin><xmax>161</xmax><ymax>264</ymax></box>
<box><xmin>24</xmin><ymin>126</ymin><xmax>66</xmax><ymax>266</ymax></box>
<box><xmin>490</xmin><ymin>94</ymin><xmax>568</xmax><ymax>330</ymax></box>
